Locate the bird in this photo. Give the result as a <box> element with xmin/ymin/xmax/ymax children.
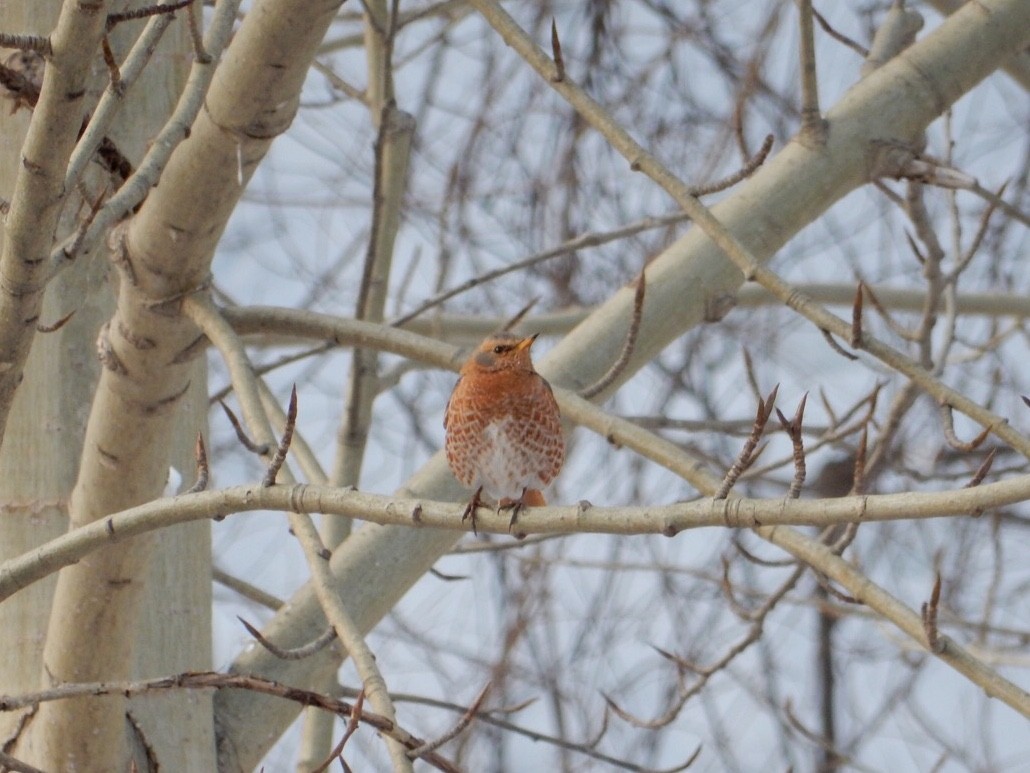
<box><xmin>444</xmin><ymin>332</ymin><xmax>565</xmax><ymax>534</ymax></box>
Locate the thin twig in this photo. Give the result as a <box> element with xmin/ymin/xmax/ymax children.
<box><xmin>550</xmin><ymin>19</ymin><xmax>564</xmax><ymax>82</ymax></box>
<box><xmin>408</xmin><ymin>683</ymin><xmax>491</xmax><ymax>759</ymax></box>
<box><xmin>218</xmin><ymin>400</ymin><xmax>270</xmax><ymax>455</ymax></box>
<box><xmin>950</xmin><ymin>181</ymin><xmax>1007</xmax><ymax>279</ymax></box>
<box><xmin>61</xmin><ymin>187</ymin><xmax>109</xmax><ymax>266</ymax></box>
<box><xmin>262</xmin><ymin>385</ymin><xmax>298</xmax><ymax>487</ymax></box>
<box><xmin>716</xmin><ymin>385</ymin><xmax>779</xmax><ymax>499</ymax></box>
<box><xmin>313</xmin><ymin>688</ymin><xmax>365</xmax><ymax>773</ymax></box>
<box><xmin>210</xmin><ymin>342</ymin><xmax>336</xmax><ymax>404</ymax></box>
<box><xmin>580</xmin><ymin>272</ymin><xmax>646</xmax><ymax>399</ymax></box>
<box><xmin>797</xmin><ymin>0</ymin><xmax>824</xmax><ymax>138</ymax></box>
<box><xmin>213</xmin><ymin>568</ymin><xmax>284</xmax><ymax>610</ymax></box>
<box><xmin>850</xmin><ymin>282</ymin><xmax>863</xmax><ymax>348</ymax></box>
<box><xmin>185</xmin><ymin>433</ymin><xmax>209</xmax><ymax>494</ymax></box>
<box><xmin>0</xmin><ymin>672</ymin><xmax>457</xmax><ymax>773</ymax></box>
<box><xmin>389</xmin><ymin>212</ymin><xmax>690</xmax><ymax>327</ymax></box>
<box><xmin>607</xmin><ymin>565</ymin><xmax>805</xmax><ymax>729</ymax></box>
<box><xmin>741</xmin><ymin>348</ymin><xmax>763</xmax><ymax>405</ymax></box>
<box><xmin>100</xmin><ymin>36</ymin><xmax>122</xmax><ymax>94</ymax></box>
<box><xmin>776</xmin><ymin>392</ymin><xmax>809</xmax><ymax>499</ymax></box>
<box><xmin>0</xmin><ymin>751</ymin><xmax>44</xmax><ymax>773</ymax></box>
<box><xmin>938</xmin><ymin>403</ymin><xmax>991</xmax><ymax>452</ymax></box>
<box><xmin>500</xmin><ymin>297</ymin><xmax>538</xmax><ymax>332</ymax></box>
<box><xmin>106</xmin><ymin>0</ymin><xmax>194</xmax><ymax>29</ymax></box>
<box><xmin>861</xmin><ymin>281</ymin><xmax>920</xmax><ymax>342</ymax></box>
<box><xmin>813</xmin><ymin>571</ymin><xmax>860</xmax><ymax>604</ymax></box>
<box><xmin>852</xmin><ymin>425</ymin><xmax>868</xmax><ymax>495</ymax></box>
<box><xmin>689</xmin><ymin>134</ymin><xmax>774</xmax><ymax>196</ymax></box>
<box><xmin>238</xmin><ymin>617</ymin><xmax>337</xmax><ymax>661</ymax></box>
<box><xmin>811</xmin><ymin>6</ymin><xmax>868</xmax><ymax>56</ymax></box>
<box><xmin>732</xmin><ymin>536</ymin><xmax>797</xmax><ymax>568</ymax></box>
<box><xmin>36</xmin><ymin>310</ymin><xmax>75</xmax><ymax>334</ymax></box>
<box><xmin>819</xmin><ymin>328</ymin><xmax>858</xmax><ymax>361</ymax></box>
<box><xmin>969</xmin><ymin>181</ymin><xmax>1030</xmax><ymax>229</ymax></box>
<box><xmin>922</xmin><ymin>572</ymin><xmax>943</xmax><ymax>654</ymax></box>
<box><xmin>0</xmin><ymin>33</ymin><xmax>52</xmax><ymax>56</ymax></box>
<box><xmin>186</xmin><ymin>0</ymin><xmax>211</xmax><ymax>63</ymax></box>
<box><xmin>964</xmin><ymin>449</ymin><xmax>997</xmax><ymax>490</ymax></box>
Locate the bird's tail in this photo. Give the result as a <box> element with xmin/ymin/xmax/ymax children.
<box><xmin>522</xmin><ymin>488</ymin><xmax>546</xmax><ymax>507</ymax></box>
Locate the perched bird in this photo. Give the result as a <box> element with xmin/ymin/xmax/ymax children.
<box><xmin>444</xmin><ymin>332</ymin><xmax>565</xmax><ymax>533</ymax></box>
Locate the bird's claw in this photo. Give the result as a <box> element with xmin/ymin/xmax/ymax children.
<box><xmin>462</xmin><ymin>487</ymin><xmax>485</xmax><ymax>536</ymax></box>
<box><xmin>498</xmin><ymin>488</ymin><xmax>530</xmax><ymax>534</ymax></box>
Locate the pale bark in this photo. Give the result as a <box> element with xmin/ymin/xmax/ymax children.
<box><xmin>4</xmin><ymin>4</ymin><xmax>212</xmax><ymax>769</ymax></box>
<box><xmin>0</xmin><ymin>0</ymin><xmax>114</xmax><ymax>442</ymax></box>
<box><xmin>212</xmin><ymin>1</ymin><xmax>1030</xmax><ymax>766</ymax></box>
<box><xmin>0</xmin><ymin>0</ymin><xmax>103</xmax><ymax>746</ymax></box>
<box><xmin>14</xmin><ymin>0</ymin><xmax>350</xmax><ymax>768</ymax></box>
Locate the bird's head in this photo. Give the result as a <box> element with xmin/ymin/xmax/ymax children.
<box><xmin>466</xmin><ymin>332</ymin><xmax>539</xmax><ymax>373</ymax></box>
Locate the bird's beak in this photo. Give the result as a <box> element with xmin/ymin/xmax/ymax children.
<box><xmin>515</xmin><ymin>333</ymin><xmax>539</xmax><ymax>352</ymax></box>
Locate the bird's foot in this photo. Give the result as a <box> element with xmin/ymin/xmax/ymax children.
<box><xmin>499</xmin><ymin>487</ymin><xmax>539</xmax><ymax>534</ymax></box>
<box><xmin>462</xmin><ymin>486</ymin><xmax>485</xmax><ymax>536</ymax></box>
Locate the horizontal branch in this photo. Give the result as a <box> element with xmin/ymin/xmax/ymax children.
<box><xmin>229</xmin><ymin>285</ymin><xmax>1030</xmax><ymax>355</ymax></box>
<box><xmin>2</xmin><ymin>476</ymin><xmax>1028</xmax><ymax>604</ymax></box>
<box><xmin>0</xmin><ymin>671</ymin><xmax>456</xmax><ymax>773</ymax></box>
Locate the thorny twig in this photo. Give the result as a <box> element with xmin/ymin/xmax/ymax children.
<box><xmin>100</xmin><ymin>36</ymin><xmax>122</xmax><ymax>93</ymax></box>
<box><xmin>313</xmin><ymin>688</ymin><xmax>365</xmax><ymax>773</ymax></box>
<box><xmin>964</xmin><ymin>448</ymin><xmax>996</xmax><ymax>517</ymax></box>
<box><xmin>861</xmin><ymin>281</ymin><xmax>921</xmax><ymax>342</ymax></box>
<box><xmin>550</xmin><ymin>19</ymin><xmax>564</xmax><ymax>82</ymax></box>
<box><xmin>716</xmin><ymin>385</ymin><xmax>778</xmax><ymax>499</ymax></box>
<box><xmin>782</xmin><ymin>699</ymin><xmax>857</xmax><ymax>769</ymax></box>
<box><xmin>607</xmin><ymin>563</ymin><xmax>805</xmax><ymax>730</ymax></box>
<box><xmin>797</xmin><ymin>0</ymin><xmax>823</xmax><ymax>137</ymax></box>
<box><xmin>851</xmin><ymin>425</ymin><xmax>869</xmax><ymax>496</ymax></box>
<box><xmin>950</xmin><ymin>182</ymin><xmax>1007</xmax><ymax>279</ymax></box>
<box><xmin>922</xmin><ymin>572</ymin><xmax>944</xmax><ymax>654</ymax></box>
<box><xmin>106</xmin><ymin>0</ymin><xmax>194</xmax><ymax>29</ymax></box>
<box><xmin>36</xmin><ymin>310</ymin><xmax>75</xmax><ymax>334</ymax></box>
<box><xmin>811</xmin><ymin>5</ymin><xmax>867</xmax><ymax>57</ymax></box>
<box><xmin>389</xmin><ymin>212</ymin><xmax>690</xmax><ymax>327</ymax></box>
<box><xmin>185</xmin><ymin>433</ymin><xmax>209</xmax><ymax>494</ymax></box>
<box><xmin>186</xmin><ymin>0</ymin><xmax>212</xmax><ymax>63</ymax></box>
<box><xmin>210</xmin><ymin>342</ymin><xmax>336</xmax><ymax>404</ymax></box>
<box><xmin>969</xmin><ymin>181</ymin><xmax>1029</xmax><ymax>229</ymax></box>
<box><xmin>218</xmin><ymin>400</ymin><xmax>270</xmax><ymax>455</ymax></box>
<box><xmin>61</xmin><ymin>188</ymin><xmax>109</xmax><ymax>266</ymax></box>
<box><xmin>939</xmin><ymin>403</ymin><xmax>991</xmax><ymax>453</ymax></box>
<box><xmin>0</xmin><ymin>750</ymin><xmax>43</xmax><ymax>773</ymax></box>
<box><xmin>262</xmin><ymin>385</ymin><xmax>298</xmax><ymax>486</ymax></box>
<box><xmin>0</xmin><ymin>672</ymin><xmax>458</xmax><ymax>773</ymax></box>
<box><xmin>819</xmin><ymin>328</ymin><xmax>858</xmax><ymax>361</ymax></box>
<box><xmin>238</xmin><ymin>617</ymin><xmax>337</xmax><ymax>661</ymax></box>
<box><xmin>741</xmin><ymin>348</ymin><xmax>763</xmax><ymax>405</ymax></box>
<box><xmin>776</xmin><ymin>393</ymin><xmax>809</xmax><ymax>499</ymax></box>
<box><xmin>0</xmin><ymin>33</ymin><xmax>51</xmax><ymax>56</ymax></box>
<box><xmin>732</xmin><ymin>537</ymin><xmax>797</xmax><ymax>568</ymax></box>
<box><xmin>500</xmin><ymin>297</ymin><xmax>538</xmax><ymax>333</ymax></box>
<box><xmin>812</xmin><ymin>571</ymin><xmax>860</xmax><ymax>605</ymax></box>
<box><xmin>580</xmin><ymin>272</ymin><xmax>646</xmax><ymax>399</ymax></box>
<box><xmin>964</xmin><ymin>449</ymin><xmax>997</xmax><ymax>490</ymax></box>
<box><xmin>850</xmin><ymin>282</ymin><xmax>863</xmax><ymax>348</ymax></box>
<box><xmin>689</xmin><ymin>134</ymin><xmax>774</xmax><ymax>196</ymax></box>
<box><xmin>408</xmin><ymin>683</ymin><xmax>491</xmax><ymax>759</ymax></box>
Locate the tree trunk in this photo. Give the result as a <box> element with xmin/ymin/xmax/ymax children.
<box><xmin>0</xmin><ymin>3</ymin><xmax>213</xmax><ymax>769</ymax></box>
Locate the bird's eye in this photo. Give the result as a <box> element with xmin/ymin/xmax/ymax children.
<box><xmin>493</xmin><ymin>345</ymin><xmax>506</xmax><ymax>354</ymax></box>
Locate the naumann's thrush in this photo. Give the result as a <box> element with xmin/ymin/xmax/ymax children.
<box><xmin>444</xmin><ymin>332</ymin><xmax>565</xmax><ymax>533</ymax></box>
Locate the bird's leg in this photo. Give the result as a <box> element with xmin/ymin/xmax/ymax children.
<box><xmin>498</xmin><ymin>487</ymin><xmax>531</xmax><ymax>533</ymax></box>
<box><xmin>462</xmin><ymin>486</ymin><xmax>485</xmax><ymax>536</ymax></box>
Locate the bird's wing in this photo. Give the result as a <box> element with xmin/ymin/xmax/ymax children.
<box><xmin>443</xmin><ymin>376</ymin><xmax>462</xmax><ymax>429</ymax></box>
